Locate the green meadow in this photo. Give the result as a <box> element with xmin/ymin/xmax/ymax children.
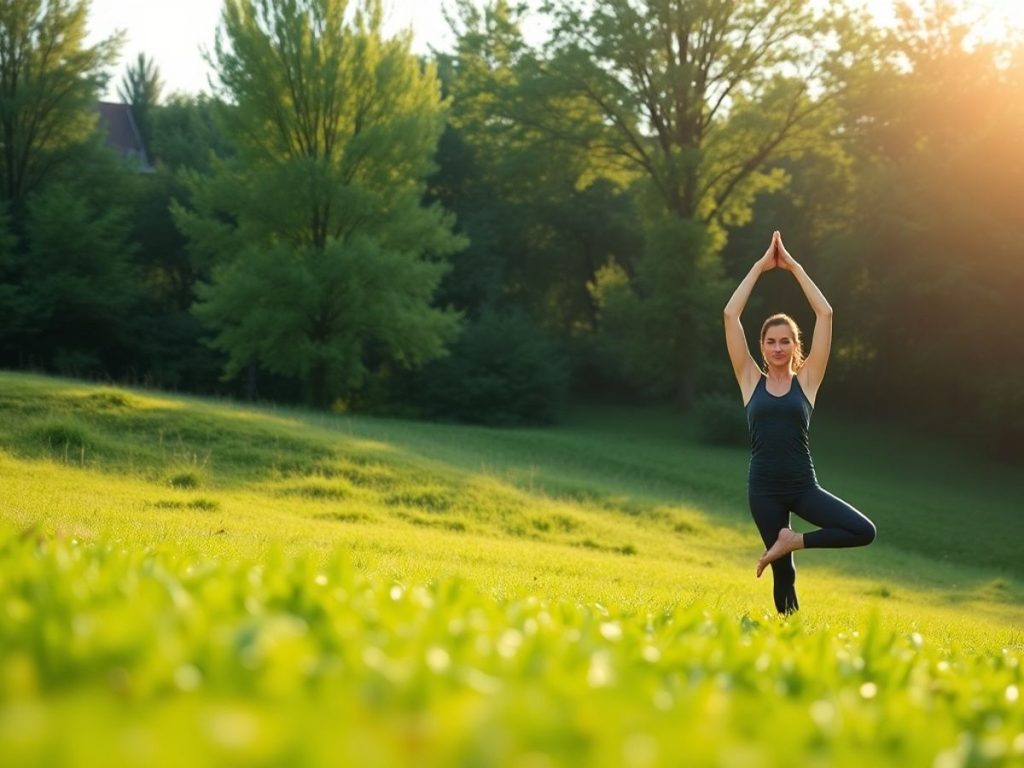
<box><xmin>0</xmin><ymin>371</ymin><xmax>1021</xmax><ymax>767</ymax></box>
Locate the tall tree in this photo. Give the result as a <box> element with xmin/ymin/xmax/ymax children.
<box><xmin>534</xmin><ymin>0</ymin><xmax>872</xmax><ymax>401</ymax></box>
<box><xmin>820</xmin><ymin>1</ymin><xmax>1024</xmax><ymax>456</ymax></box>
<box><xmin>439</xmin><ymin>0</ymin><xmax>642</xmax><ymax>335</ymax></box>
<box><xmin>0</xmin><ymin>0</ymin><xmax>121</xmax><ymax>212</ymax></box>
<box><xmin>11</xmin><ymin>182</ymin><xmax>139</xmax><ymax>374</ymax></box>
<box><xmin>541</xmin><ymin>0</ymin><xmax>862</xmax><ymax>225</ymax></box>
<box><xmin>0</xmin><ymin>1</ymin><xmax>137</xmax><ymax>374</ymax></box>
<box><xmin>175</xmin><ymin>0</ymin><xmax>462</xmax><ymax>407</ymax></box>
<box><xmin>117</xmin><ymin>52</ymin><xmax>162</xmax><ymax>157</ymax></box>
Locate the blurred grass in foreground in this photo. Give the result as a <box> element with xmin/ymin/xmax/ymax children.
<box><xmin>1</xmin><ymin>535</ymin><xmax>1021</xmax><ymax>768</ymax></box>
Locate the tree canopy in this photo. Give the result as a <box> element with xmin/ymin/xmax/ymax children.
<box><xmin>0</xmin><ymin>0</ymin><xmax>1019</xmax><ymax>449</ymax></box>
<box><xmin>175</xmin><ymin>0</ymin><xmax>462</xmax><ymax>407</ymax></box>
<box><xmin>0</xmin><ymin>0</ymin><xmax>121</xmax><ymax>210</ymax></box>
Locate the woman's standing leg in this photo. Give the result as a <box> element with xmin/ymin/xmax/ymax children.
<box><xmin>749</xmin><ymin>493</ymin><xmax>799</xmax><ymax>613</ymax></box>
<box><xmin>792</xmin><ymin>487</ymin><xmax>876</xmax><ymax>549</ymax></box>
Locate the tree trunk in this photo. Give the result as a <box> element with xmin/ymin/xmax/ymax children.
<box><xmin>309</xmin><ymin>362</ymin><xmax>329</xmax><ymax>410</ymax></box>
<box><xmin>246</xmin><ymin>361</ymin><xmax>258</xmax><ymax>401</ymax></box>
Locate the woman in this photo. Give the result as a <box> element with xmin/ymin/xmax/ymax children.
<box><xmin>723</xmin><ymin>230</ymin><xmax>876</xmax><ymax>613</ymax></box>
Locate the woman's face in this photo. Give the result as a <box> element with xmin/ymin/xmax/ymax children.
<box><xmin>761</xmin><ymin>324</ymin><xmax>795</xmax><ymax>369</ymax></box>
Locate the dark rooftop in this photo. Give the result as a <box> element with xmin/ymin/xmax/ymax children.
<box><xmin>97</xmin><ymin>101</ymin><xmax>153</xmax><ymax>172</ymax></box>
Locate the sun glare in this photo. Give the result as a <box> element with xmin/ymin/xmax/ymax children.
<box><xmin>989</xmin><ymin>0</ymin><xmax>1024</xmax><ymax>28</ymax></box>
<box><xmin>859</xmin><ymin>0</ymin><xmax>1024</xmax><ymax>41</ymax></box>
<box><xmin>958</xmin><ymin>0</ymin><xmax>1024</xmax><ymax>41</ymax></box>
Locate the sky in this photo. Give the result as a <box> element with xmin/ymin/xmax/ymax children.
<box><xmin>85</xmin><ymin>0</ymin><xmax>1024</xmax><ymax>101</ymax></box>
<box><xmin>87</xmin><ymin>0</ymin><xmax>459</xmax><ymax>99</ymax></box>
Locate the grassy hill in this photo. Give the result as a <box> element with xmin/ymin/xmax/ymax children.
<box><xmin>0</xmin><ymin>371</ymin><xmax>1021</xmax><ymax>766</ymax></box>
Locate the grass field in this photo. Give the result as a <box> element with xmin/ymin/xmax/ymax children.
<box><xmin>0</xmin><ymin>371</ymin><xmax>1021</xmax><ymax>766</ymax></box>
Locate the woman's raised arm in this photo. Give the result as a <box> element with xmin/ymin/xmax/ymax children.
<box><xmin>724</xmin><ymin>235</ymin><xmax>777</xmax><ymax>403</ymax></box>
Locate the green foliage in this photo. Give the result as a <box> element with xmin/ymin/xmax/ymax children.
<box><xmin>151</xmin><ymin>94</ymin><xmax>234</xmax><ymax>172</ymax></box>
<box><xmin>806</xmin><ymin>4</ymin><xmax>1024</xmax><ymax>458</ymax></box>
<box><xmin>177</xmin><ymin>0</ymin><xmax>463</xmax><ymax>407</ymax></box>
<box><xmin>0</xmin><ymin>184</ymin><xmax>139</xmax><ymax>373</ymax></box>
<box><xmin>525</xmin><ymin>0</ymin><xmax>872</xmax><ymax>401</ymax></box>
<box><xmin>193</xmin><ymin>235</ymin><xmax>458</xmax><ymax>406</ymax></box>
<box><xmin>695</xmin><ymin>392</ymin><xmax>748</xmax><ymax>447</ymax></box>
<box><xmin>0</xmin><ymin>0</ymin><xmax>122</xmax><ymax>209</ymax></box>
<box><xmin>437</xmin><ymin>2</ymin><xmax>642</xmax><ymax>338</ymax></box>
<box><xmin>541</xmin><ymin>0</ymin><xmax>841</xmax><ymax>219</ymax></box>
<box><xmin>118</xmin><ymin>105</ymin><xmax>234</xmax><ymax>392</ymax></box>
<box><xmin>417</xmin><ymin>309</ymin><xmax>569</xmax><ymax>425</ymax></box>
<box><xmin>0</xmin><ymin>204</ymin><xmax>20</xmax><ymax>334</ymax></box>
<box><xmin>590</xmin><ymin>216</ymin><xmax>728</xmax><ymax>400</ymax></box>
<box><xmin>117</xmin><ymin>52</ymin><xmax>163</xmax><ymax>155</ymax></box>
<box><xmin>0</xmin><ymin>3</ymin><xmax>145</xmax><ymax>378</ymax></box>
<box><xmin>0</xmin><ymin>0</ymin><xmax>1017</xmax><ymax>452</ymax></box>
<box><xmin>584</xmin><ymin>257</ymin><xmax>645</xmax><ymax>392</ymax></box>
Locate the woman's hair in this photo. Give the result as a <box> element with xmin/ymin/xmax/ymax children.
<box><xmin>760</xmin><ymin>313</ymin><xmax>805</xmax><ymax>373</ymax></box>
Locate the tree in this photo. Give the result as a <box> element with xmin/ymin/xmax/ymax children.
<box><xmin>439</xmin><ymin>1</ymin><xmax>642</xmax><ymax>342</ymax></box>
<box><xmin>818</xmin><ymin>1</ymin><xmax>1024</xmax><ymax>457</ymax></box>
<box><xmin>535</xmin><ymin>0</ymin><xmax>872</xmax><ymax>401</ymax></box>
<box><xmin>0</xmin><ymin>0</ymin><xmax>121</xmax><ymax>212</ymax></box>
<box><xmin>4</xmin><ymin>182</ymin><xmax>139</xmax><ymax>374</ymax></box>
<box><xmin>117</xmin><ymin>52</ymin><xmax>162</xmax><ymax>157</ymax></box>
<box><xmin>541</xmin><ymin>0</ymin><xmax>865</xmax><ymax>225</ymax></box>
<box><xmin>175</xmin><ymin>0</ymin><xmax>462</xmax><ymax>408</ymax></box>
<box><xmin>151</xmin><ymin>93</ymin><xmax>233</xmax><ymax>173</ymax></box>
<box><xmin>0</xmin><ymin>204</ymin><xmax>19</xmax><ymax>337</ymax></box>
<box><xmin>0</xmin><ymin>1</ymin><xmax>137</xmax><ymax>373</ymax></box>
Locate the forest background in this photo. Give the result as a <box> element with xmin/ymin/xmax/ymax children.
<box><xmin>1</xmin><ymin>0</ymin><xmax>1021</xmax><ymax>459</ymax></box>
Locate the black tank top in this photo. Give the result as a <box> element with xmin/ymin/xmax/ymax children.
<box><xmin>745</xmin><ymin>375</ymin><xmax>818</xmax><ymax>495</ymax></box>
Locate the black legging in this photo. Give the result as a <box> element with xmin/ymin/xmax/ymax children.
<box><xmin>748</xmin><ymin>486</ymin><xmax>876</xmax><ymax>613</ymax></box>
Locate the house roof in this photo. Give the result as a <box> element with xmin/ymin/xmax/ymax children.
<box><xmin>97</xmin><ymin>101</ymin><xmax>153</xmax><ymax>172</ymax></box>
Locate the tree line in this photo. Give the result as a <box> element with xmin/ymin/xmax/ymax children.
<box><xmin>1</xmin><ymin>0</ymin><xmax>1021</xmax><ymax>457</ymax></box>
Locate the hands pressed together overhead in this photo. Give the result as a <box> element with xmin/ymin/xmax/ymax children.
<box><xmin>758</xmin><ymin>230</ymin><xmax>798</xmax><ymax>273</ymax></box>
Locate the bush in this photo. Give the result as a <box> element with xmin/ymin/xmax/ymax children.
<box><xmin>417</xmin><ymin>309</ymin><xmax>568</xmax><ymax>426</ymax></box>
<box><xmin>695</xmin><ymin>391</ymin><xmax>748</xmax><ymax>447</ymax></box>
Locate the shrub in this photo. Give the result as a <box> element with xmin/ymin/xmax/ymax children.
<box><xmin>417</xmin><ymin>308</ymin><xmax>568</xmax><ymax>426</ymax></box>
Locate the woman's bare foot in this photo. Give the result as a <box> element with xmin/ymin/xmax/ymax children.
<box><xmin>757</xmin><ymin>527</ymin><xmax>805</xmax><ymax>578</ymax></box>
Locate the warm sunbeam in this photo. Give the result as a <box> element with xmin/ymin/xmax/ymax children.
<box><xmin>959</xmin><ymin>0</ymin><xmax>1024</xmax><ymax>31</ymax></box>
<box><xmin>859</xmin><ymin>0</ymin><xmax>1024</xmax><ymax>40</ymax></box>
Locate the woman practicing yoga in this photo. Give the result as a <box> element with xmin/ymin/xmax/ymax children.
<box><xmin>723</xmin><ymin>231</ymin><xmax>876</xmax><ymax>613</ymax></box>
